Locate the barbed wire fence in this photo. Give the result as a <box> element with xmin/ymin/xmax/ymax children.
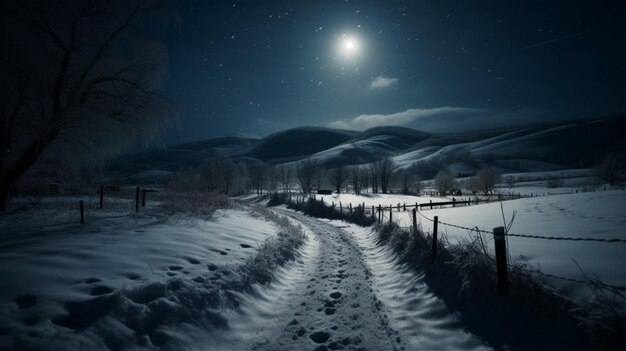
<box><xmin>408</xmin><ymin>205</ymin><xmax>626</xmax><ymax>292</ymax></box>
<box><xmin>312</xmin><ymin>195</ymin><xmax>626</xmax><ymax>294</ymax></box>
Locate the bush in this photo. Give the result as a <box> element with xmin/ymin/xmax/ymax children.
<box><xmin>158</xmin><ymin>191</ymin><xmax>230</xmax><ymax>218</ymax></box>
<box><xmin>268</xmin><ymin>193</ymin><xmax>375</xmax><ymax>226</ymax></box>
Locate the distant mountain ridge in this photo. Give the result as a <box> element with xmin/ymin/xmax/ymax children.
<box><xmin>110</xmin><ymin>117</ymin><xmax>626</xmax><ymax>182</ymax></box>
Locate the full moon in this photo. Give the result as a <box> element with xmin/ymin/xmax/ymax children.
<box><xmin>338</xmin><ymin>34</ymin><xmax>360</xmax><ymax>58</ymax></box>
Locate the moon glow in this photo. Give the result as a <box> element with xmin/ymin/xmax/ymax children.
<box><xmin>338</xmin><ymin>34</ymin><xmax>360</xmax><ymax>58</ymax></box>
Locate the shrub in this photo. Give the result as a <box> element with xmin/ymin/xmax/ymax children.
<box><xmin>268</xmin><ymin>193</ymin><xmax>375</xmax><ymax>226</ymax></box>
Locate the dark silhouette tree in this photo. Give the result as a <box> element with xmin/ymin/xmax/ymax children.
<box><xmin>0</xmin><ymin>0</ymin><xmax>177</xmax><ymax>211</ymax></box>
<box><xmin>328</xmin><ymin>166</ymin><xmax>349</xmax><ymax>194</ymax></box>
<box><xmin>375</xmin><ymin>157</ymin><xmax>396</xmax><ymax>194</ymax></box>
<box><xmin>296</xmin><ymin>159</ymin><xmax>318</xmax><ymax>193</ymax></box>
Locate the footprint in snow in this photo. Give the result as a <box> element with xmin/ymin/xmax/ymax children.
<box><xmin>186</xmin><ymin>257</ymin><xmax>200</xmax><ymax>264</ymax></box>
<box><xmin>310</xmin><ymin>331</ymin><xmax>331</xmax><ymax>343</ymax></box>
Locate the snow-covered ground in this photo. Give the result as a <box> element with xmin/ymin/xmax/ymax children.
<box><xmin>0</xmin><ymin>202</ymin><xmax>282</xmax><ymax>350</ymax></box>
<box><xmin>0</xmin><ymin>187</ymin><xmax>622</xmax><ymax>349</ymax></box>
<box><xmin>348</xmin><ymin>190</ymin><xmax>626</xmax><ymax>306</ymax></box>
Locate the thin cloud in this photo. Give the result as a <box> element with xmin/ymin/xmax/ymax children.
<box><xmin>370</xmin><ymin>75</ymin><xmax>398</xmax><ymax>89</ymax></box>
<box><xmin>329</xmin><ymin>107</ymin><xmax>542</xmax><ymax>132</ymax></box>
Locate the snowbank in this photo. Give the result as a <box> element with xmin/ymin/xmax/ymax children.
<box><xmin>0</xmin><ymin>201</ymin><xmax>306</xmax><ymax>350</ymax></box>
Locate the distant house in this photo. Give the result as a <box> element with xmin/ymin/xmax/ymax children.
<box><xmin>317</xmin><ymin>189</ymin><xmax>333</xmax><ymax>195</ymax></box>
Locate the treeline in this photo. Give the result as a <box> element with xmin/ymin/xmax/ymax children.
<box><xmin>165</xmin><ymin>151</ymin><xmax>625</xmax><ymax>196</ymax></box>
<box><xmin>165</xmin><ymin>156</ymin><xmax>504</xmax><ymax>197</ymax></box>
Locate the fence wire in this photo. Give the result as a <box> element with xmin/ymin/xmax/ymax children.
<box><xmin>415</xmin><ymin>209</ymin><xmax>626</xmax><ymax>244</ymax></box>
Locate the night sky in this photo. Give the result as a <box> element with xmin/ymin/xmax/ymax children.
<box><xmin>162</xmin><ymin>0</ymin><xmax>626</xmax><ymax>144</ymax></box>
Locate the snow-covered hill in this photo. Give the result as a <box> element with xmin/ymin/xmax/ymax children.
<box><xmin>109</xmin><ymin>117</ymin><xmax>626</xmax><ymax>181</ymax></box>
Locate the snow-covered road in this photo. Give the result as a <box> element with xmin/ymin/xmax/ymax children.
<box><xmin>214</xmin><ymin>208</ymin><xmax>404</xmax><ymax>350</ymax></box>
<box><xmin>212</xmin><ymin>208</ymin><xmax>489</xmax><ymax>351</ymax></box>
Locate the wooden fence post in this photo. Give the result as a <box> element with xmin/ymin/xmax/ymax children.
<box><xmin>431</xmin><ymin>216</ymin><xmax>439</xmax><ymax>263</ymax></box>
<box><xmin>389</xmin><ymin>205</ymin><xmax>393</xmax><ymax>224</ymax></box>
<box><xmin>135</xmin><ymin>187</ymin><xmax>140</xmax><ymax>212</ymax></box>
<box><xmin>339</xmin><ymin>202</ymin><xmax>342</xmax><ymax>214</ymax></box>
<box><xmin>493</xmin><ymin>227</ymin><xmax>508</xmax><ymax>295</ymax></box>
<box><xmin>412</xmin><ymin>208</ymin><xmax>417</xmax><ymax>234</ymax></box>
<box><xmin>99</xmin><ymin>185</ymin><xmax>104</xmax><ymax>209</ymax></box>
<box><xmin>452</xmin><ymin>197</ymin><xmax>456</xmax><ymax>207</ymax></box>
<box><xmin>430</xmin><ymin>199</ymin><xmax>433</xmax><ymax>210</ymax></box>
<box><xmin>349</xmin><ymin>203</ymin><xmax>352</xmax><ymax>213</ymax></box>
<box><xmin>371</xmin><ymin>205</ymin><xmax>375</xmax><ymax>220</ymax></box>
<box><xmin>80</xmin><ymin>200</ymin><xmax>85</xmax><ymax>225</ymax></box>
<box><xmin>378</xmin><ymin>205</ymin><xmax>382</xmax><ymax>224</ymax></box>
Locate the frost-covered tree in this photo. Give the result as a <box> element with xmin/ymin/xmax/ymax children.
<box><xmin>465</xmin><ymin>176</ymin><xmax>481</xmax><ymax>195</ymax></box>
<box><xmin>0</xmin><ymin>0</ymin><xmax>178</xmax><ymax>210</ymax></box>
<box><xmin>434</xmin><ymin>171</ymin><xmax>455</xmax><ymax>196</ymax></box>
<box><xmin>476</xmin><ymin>167</ymin><xmax>501</xmax><ymax>194</ymax></box>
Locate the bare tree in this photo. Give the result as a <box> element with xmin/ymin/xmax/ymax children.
<box><xmin>476</xmin><ymin>167</ymin><xmax>501</xmax><ymax>195</ymax></box>
<box><xmin>434</xmin><ymin>171</ymin><xmax>455</xmax><ymax>196</ymax></box>
<box><xmin>506</xmin><ymin>176</ymin><xmax>515</xmax><ymax>189</ymax></box>
<box><xmin>397</xmin><ymin>170</ymin><xmax>417</xmax><ymax>194</ymax></box>
<box><xmin>248</xmin><ymin>162</ymin><xmax>269</xmax><ymax>195</ymax></box>
<box><xmin>465</xmin><ymin>176</ymin><xmax>481</xmax><ymax>195</ymax></box>
<box><xmin>328</xmin><ymin>166</ymin><xmax>349</xmax><ymax>194</ymax></box>
<box><xmin>375</xmin><ymin>158</ymin><xmax>396</xmax><ymax>194</ymax></box>
<box><xmin>359</xmin><ymin>166</ymin><xmax>370</xmax><ymax>193</ymax></box>
<box><xmin>368</xmin><ymin>163</ymin><xmax>379</xmax><ymax>193</ymax></box>
<box><xmin>296</xmin><ymin>159</ymin><xmax>318</xmax><ymax>193</ymax></box>
<box><xmin>214</xmin><ymin>158</ymin><xmax>238</xmax><ymax>195</ymax></box>
<box><xmin>199</xmin><ymin>160</ymin><xmax>218</xmax><ymax>192</ymax></box>
<box><xmin>278</xmin><ymin>164</ymin><xmax>292</xmax><ymax>193</ymax></box>
<box><xmin>0</xmin><ymin>0</ymin><xmax>178</xmax><ymax>210</ymax></box>
<box><xmin>349</xmin><ymin>165</ymin><xmax>361</xmax><ymax>194</ymax></box>
<box><xmin>597</xmin><ymin>154</ymin><xmax>623</xmax><ymax>186</ymax></box>
<box><xmin>267</xmin><ymin>165</ymin><xmax>278</xmax><ymax>194</ymax></box>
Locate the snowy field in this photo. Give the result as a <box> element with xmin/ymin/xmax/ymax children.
<box><xmin>0</xmin><ymin>202</ymin><xmax>282</xmax><ymax>349</ymax></box>
<box><xmin>336</xmin><ymin>190</ymin><xmax>626</xmax><ymax>306</ymax></box>
<box><xmin>0</xmin><ymin>187</ymin><xmax>622</xmax><ymax>349</ymax></box>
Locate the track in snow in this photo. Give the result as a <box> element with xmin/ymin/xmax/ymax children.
<box><xmin>212</xmin><ymin>208</ymin><xmax>404</xmax><ymax>350</ymax></box>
